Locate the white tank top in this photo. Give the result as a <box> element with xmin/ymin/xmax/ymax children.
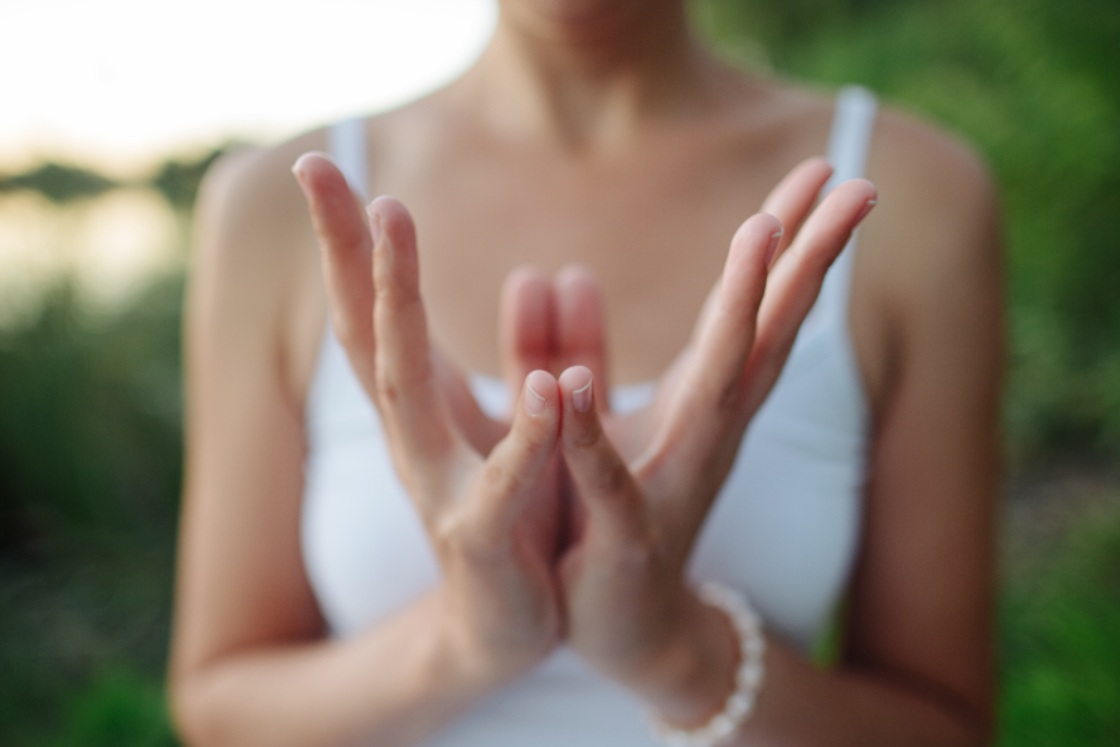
<box><xmin>302</xmin><ymin>87</ymin><xmax>877</xmax><ymax>746</ymax></box>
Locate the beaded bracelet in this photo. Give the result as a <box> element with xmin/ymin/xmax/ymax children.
<box><xmin>648</xmin><ymin>582</ymin><xmax>767</xmax><ymax>747</ymax></box>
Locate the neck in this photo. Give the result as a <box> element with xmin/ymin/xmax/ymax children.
<box><xmin>463</xmin><ymin>0</ymin><xmax>728</xmax><ymax>149</ymax></box>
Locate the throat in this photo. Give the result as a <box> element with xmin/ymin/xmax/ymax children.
<box><xmin>471</xmin><ymin>2</ymin><xmax>715</xmax><ymax>148</ymax></box>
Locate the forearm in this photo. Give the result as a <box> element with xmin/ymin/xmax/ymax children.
<box><xmin>638</xmin><ymin>602</ymin><xmax>991</xmax><ymax>747</ymax></box>
<box><xmin>171</xmin><ymin>590</ymin><xmax>499</xmax><ymax>747</ymax></box>
<box><xmin>742</xmin><ymin>639</ymin><xmax>989</xmax><ymax>746</ymax></box>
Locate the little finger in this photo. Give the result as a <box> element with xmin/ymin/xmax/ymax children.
<box><xmin>745</xmin><ymin>179</ymin><xmax>878</xmax><ymax>414</ymax></box>
<box><xmin>292</xmin><ymin>152</ymin><xmax>377</xmax><ymax>395</ymax></box>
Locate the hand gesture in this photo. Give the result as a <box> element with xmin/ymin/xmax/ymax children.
<box><xmin>553</xmin><ymin>164</ymin><xmax>878</xmax><ymax>715</ymax></box>
<box><xmin>294</xmin><ymin>155</ymin><xmax>568</xmax><ymax>684</ymax></box>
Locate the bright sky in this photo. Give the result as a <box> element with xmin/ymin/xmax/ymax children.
<box><xmin>0</xmin><ymin>0</ymin><xmax>497</xmax><ymax>176</ymax></box>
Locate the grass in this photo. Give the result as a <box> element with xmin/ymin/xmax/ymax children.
<box><xmin>998</xmin><ymin>474</ymin><xmax>1120</xmax><ymax>745</ymax></box>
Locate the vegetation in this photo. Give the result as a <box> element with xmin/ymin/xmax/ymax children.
<box><xmin>0</xmin><ymin>148</ymin><xmax>228</xmax><ymax>208</ymax></box>
<box><xmin>0</xmin><ymin>278</ymin><xmax>183</xmax><ymax>745</ymax></box>
<box><xmin>1</xmin><ymin>0</ymin><xmax>1117</xmax><ymax>743</ymax></box>
<box><xmin>1000</xmin><ymin>482</ymin><xmax>1120</xmax><ymax>746</ymax></box>
<box><xmin>696</xmin><ymin>0</ymin><xmax>1120</xmax><ymax>455</ymax></box>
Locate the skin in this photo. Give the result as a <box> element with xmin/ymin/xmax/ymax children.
<box><xmin>169</xmin><ymin>1</ymin><xmax>1004</xmax><ymax>745</ymax></box>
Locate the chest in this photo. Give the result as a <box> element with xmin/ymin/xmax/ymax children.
<box><xmin>372</xmin><ymin>141</ymin><xmax>803</xmax><ymax>383</ymax></box>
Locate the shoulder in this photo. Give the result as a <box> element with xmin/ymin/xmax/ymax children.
<box><xmin>857</xmin><ymin>102</ymin><xmax>1003</xmax><ymax>343</ymax></box>
<box><xmin>193</xmin><ymin>130</ymin><xmax>325</xmax><ymax>278</ymax></box>
<box><xmin>194</xmin><ymin>95</ymin><xmax>441</xmax><ymax>255</ymax></box>
<box><xmin>810</xmin><ymin>94</ymin><xmax>1004</xmax><ymax>413</ymax></box>
<box><xmin>864</xmin><ymin>104</ymin><xmax>1001</xmax><ymax>289</ymax></box>
<box><xmin>187</xmin><ymin>129</ymin><xmax>331</xmax><ymax>406</ymax></box>
<box><xmin>187</xmin><ymin>97</ymin><xmax>443</xmax><ymax>402</ymax></box>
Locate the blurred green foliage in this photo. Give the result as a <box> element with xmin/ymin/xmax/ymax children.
<box><xmin>0</xmin><ymin>276</ymin><xmax>184</xmax><ymax>552</ymax></box>
<box><xmin>1000</xmin><ymin>499</ymin><xmax>1120</xmax><ymax>746</ymax></box>
<box><xmin>149</xmin><ymin>150</ymin><xmax>227</xmax><ymax>210</ymax></box>
<box><xmin>1</xmin><ymin>0</ymin><xmax>1118</xmax><ymax>743</ymax></box>
<box><xmin>0</xmin><ymin>277</ymin><xmax>184</xmax><ymax>745</ymax></box>
<box><xmin>0</xmin><ymin>148</ymin><xmax>227</xmax><ymax>208</ymax></box>
<box><xmin>51</xmin><ymin>669</ymin><xmax>177</xmax><ymax>747</ymax></box>
<box><xmin>0</xmin><ymin>163</ymin><xmax>117</xmax><ymax>202</ymax></box>
<box><xmin>696</xmin><ymin>0</ymin><xmax>1120</xmax><ymax>455</ymax></box>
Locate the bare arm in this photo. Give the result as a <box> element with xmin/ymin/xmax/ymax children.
<box><xmin>717</xmin><ymin>132</ymin><xmax>1003</xmax><ymax>746</ymax></box>
<box><xmin>728</xmin><ymin>122</ymin><xmax>1003</xmax><ymax>747</ymax></box>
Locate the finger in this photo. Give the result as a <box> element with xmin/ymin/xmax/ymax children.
<box><xmin>558</xmin><ymin>366</ymin><xmax>645</xmax><ymax>543</ymax></box>
<box><xmin>555</xmin><ymin>265</ymin><xmax>610</xmax><ymax>411</ymax></box>
<box><xmin>745</xmin><ymin>178</ymin><xmax>878</xmax><ymax>415</ymax></box>
<box><xmin>644</xmin><ymin>213</ymin><xmax>780</xmax><ymax>498</ymax></box>
<box><xmin>433</xmin><ymin>350</ymin><xmax>508</xmax><ymax>456</ymax></box>
<box><xmin>370</xmin><ymin>196</ymin><xmax>460</xmax><ymax>494</ymax></box>
<box><xmin>760</xmin><ymin>157</ymin><xmax>834</xmax><ymax>266</ymax></box>
<box><xmin>500</xmin><ymin>267</ymin><xmax>556</xmax><ymax>405</ymax></box>
<box><xmin>293</xmin><ymin>152</ymin><xmax>379</xmax><ymax>396</ymax></box>
<box><xmin>470</xmin><ymin>369</ymin><xmax>561</xmax><ymax>544</ymax></box>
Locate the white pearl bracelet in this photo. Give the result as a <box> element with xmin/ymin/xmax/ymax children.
<box><xmin>649</xmin><ymin>582</ymin><xmax>767</xmax><ymax>747</ymax></box>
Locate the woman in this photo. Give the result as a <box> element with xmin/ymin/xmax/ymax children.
<box><xmin>169</xmin><ymin>1</ymin><xmax>1003</xmax><ymax>745</ymax></box>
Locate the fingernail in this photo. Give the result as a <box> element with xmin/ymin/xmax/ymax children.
<box><xmin>855</xmin><ymin>197</ymin><xmax>878</xmax><ymax>224</ymax></box>
<box><xmin>366</xmin><ymin>204</ymin><xmax>382</xmax><ymax>245</ymax></box>
<box><xmin>291</xmin><ymin>157</ymin><xmax>309</xmax><ymax>193</ymax></box>
<box><xmin>572</xmin><ymin>379</ymin><xmax>592</xmax><ymax>413</ymax></box>
<box><xmin>765</xmin><ymin>228</ymin><xmax>784</xmax><ymax>267</ymax></box>
<box><xmin>525</xmin><ymin>381</ymin><xmax>547</xmax><ymax>415</ymax></box>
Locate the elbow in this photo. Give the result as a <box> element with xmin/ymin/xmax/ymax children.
<box><xmin>971</xmin><ymin>710</ymin><xmax>998</xmax><ymax>747</ymax></box>
<box><xmin>168</xmin><ymin>672</ymin><xmax>211</xmax><ymax>747</ymax></box>
<box><xmin>168</xmin><ymin>669</ymin><xmax>238</xmax><ymax>747</ymax></box>
<box><xmin>945</xmin><ymin>698</ymin><xmax>996</xmax><ymax>747</ymax></box>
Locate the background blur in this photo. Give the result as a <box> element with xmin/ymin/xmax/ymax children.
<box><xmin>1</xmin><ymin>0</ymin><xmax>1117</xmax><ymax>744</ymax></box>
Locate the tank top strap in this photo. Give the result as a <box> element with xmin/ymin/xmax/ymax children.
<box><xmin>327</xmin><ymin>117</ymin><xmax>370</xmax><ymax>200</ymax></box>
<box><xmin>825</xmin><ymin>86</ymin><xmax>878</xmax><ymax>189</ymax></box>
<box><xmin>817</xmin><ymin>85</ymin><xmax>878</xmax><ymax>322</ymax></box>
<box><xmin>321</xmin><ymin>91</ymin><xmax>877</xmax><ymax>354</ymax></box>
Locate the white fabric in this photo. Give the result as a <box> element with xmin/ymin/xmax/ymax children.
<box><xmin>302</xmin><ymin>86</ymin><xmax>877</xmax><ymax>745</ymax></box>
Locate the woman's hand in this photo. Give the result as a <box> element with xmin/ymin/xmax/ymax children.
<box><xmin>598</xmin><ymin>158</ymin><xmax>854</xmax><ymax>461</ymax></box>
<box><xmin>295</xmin><ymin>154</ymin><xmax>569</xmax><ymax>685</ymax></box>
<box><xmin>553</xmin><ymin>168</ymin><xmax>878</xmax><ymax>722</ymax></box>
<box><xmin>368</xmin><ymin>198</ymin><xmax>565</xmax><ymax>683</ymax></box>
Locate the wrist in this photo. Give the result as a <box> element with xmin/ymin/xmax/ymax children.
<box><xmin>650</xmin><ymin>583</ymin><xmax>767</xmax><ymax>746</ymax></box>
<box><xmin>431</xmin><ymin>585</ymin><xmax>557</xmax><ymax>695</ymax></box>
<box><xmin>634</xmin><ymin>586</ymin><xmax>742</xmax><ymax>728</ymax></box>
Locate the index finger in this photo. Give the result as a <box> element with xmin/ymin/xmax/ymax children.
<box><xmin>641</xmin><ymin>213</ymin><xmax>779</xmax><ymax>515</ymax></box>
